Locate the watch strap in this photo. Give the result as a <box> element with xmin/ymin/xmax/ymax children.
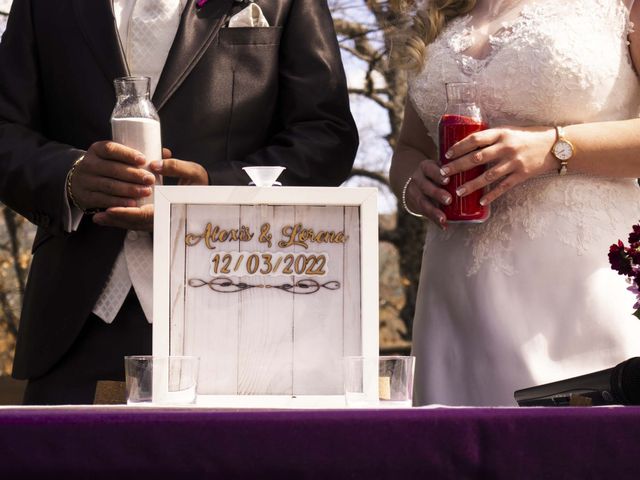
<box><xmin>555</xmin><ymin>125</ymin><xmax>569</xmax><ymax>176</ymax></box>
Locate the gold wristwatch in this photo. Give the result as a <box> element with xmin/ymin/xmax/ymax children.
<box><xmin>551</xmin><ymin>126</ymin><xmax>575</xmax><ymax>176</ymax></box>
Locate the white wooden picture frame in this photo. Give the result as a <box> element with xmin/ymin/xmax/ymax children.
<box><xmin>153</xmin><ymin>186</ymin><xmax>379</xmax><ymax>408</ymax></box>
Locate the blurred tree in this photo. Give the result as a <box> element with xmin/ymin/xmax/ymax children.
<box><xmin>0</xmin><ymin>206</ymin><xmax>32</xmax><ymax>375</ymax></box>
<box><xmin>0</xmin><ymin>7</ymin><xmax>21</xmax><ymax>375</ymax></box>
<box><xmin>330</xmin><ymin>0</ymin><xmax>426</xmax><ymax>350</ymax></box>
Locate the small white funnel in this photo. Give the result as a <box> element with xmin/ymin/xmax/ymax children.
<box><xmin>242</xmin><ymin>166</ymin><xmax>286</xmax><ymax>187</ymax></box>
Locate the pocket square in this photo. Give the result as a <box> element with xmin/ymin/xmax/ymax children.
<box><xmin>228</xmin><ymin>3</ymin><xmax>270</xmax><ymax>28</ymax></box>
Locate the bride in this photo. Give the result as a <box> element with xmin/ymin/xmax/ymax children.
<box><xmin>390</xmin><ymin>0</ymin><xmax>640</xmax><ymax>405</ymax></box>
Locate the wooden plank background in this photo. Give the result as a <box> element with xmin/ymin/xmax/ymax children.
<box><xmin>169</xmin><ymin>204</ymin><xmax>362</xmax><ymax>396</ymax></box>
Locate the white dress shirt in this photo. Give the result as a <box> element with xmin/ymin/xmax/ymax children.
<box><xmin>113</xmin><ymin>0</ymin><xmax>187</xmax><ymax>96</ymax></box>
<box><xmin>85</xmin><ymin>0</ymin><xmax>187</xmax><ymax>323</ymax></box>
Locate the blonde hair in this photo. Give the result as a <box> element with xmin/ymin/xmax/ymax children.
<box><xmin>391</xmin><ymin>0</ymin><xmax>477</xmax><ymax>72</ymax></box>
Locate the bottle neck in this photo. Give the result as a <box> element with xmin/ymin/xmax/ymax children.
<box><xmin>447</xmin><ymin>100</ymin><xmax>475</xmax><ymax>107</ymax></box>
<box><xmin>443</xmin><ymin>101</ymin><xmax>483</xmax><ymax>123</ymax></box>
<box><xmin>114</xmin><ymin>77</ymin><xmax>151</xmax><ymax>100</ymax></box>
<box><xmin>116</xmin><ymin>92</ymin><xmax>150</xmax><ymax>102</ymax></box>
<box><xmin>445</xmin><ymin>82</ymin><xmax>477</xmax><ymax>106</ymax></box>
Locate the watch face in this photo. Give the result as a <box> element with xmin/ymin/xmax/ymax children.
<box><xmin>553</xmin><ymin>140</ymin><xmax>573</xmax><ymax>161</ymax></box>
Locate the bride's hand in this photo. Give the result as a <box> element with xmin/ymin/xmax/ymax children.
<box><xmin>405</xmin><ymin>159</ymin><xmax>452</xmax><ymax>228</ymax></box>
<box><xmin>440</xmin><ymin>126</ymin><xmax>558</xmax><ymax>205</ymax></box>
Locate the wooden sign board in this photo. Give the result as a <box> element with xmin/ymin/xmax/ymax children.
<box><xmin>153</xmin><ymin>186</ymin><xmax>379</xmax><ymax>407</ymax></box>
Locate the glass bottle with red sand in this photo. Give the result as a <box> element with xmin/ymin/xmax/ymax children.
<box><xmin>438</xmin><ymin>82</ymin><xmax>490</xmax><ymax>223</ymax></box>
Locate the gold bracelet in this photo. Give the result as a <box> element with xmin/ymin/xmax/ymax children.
<box><xmin>66</xmin><ymin>157</ymin><xmax>101</xmax><ymax>215</ymax></box>
<box><xmin>401</xmin><ymin>177</ymin><xmax>425</xmax><ymax>219</ymax></box>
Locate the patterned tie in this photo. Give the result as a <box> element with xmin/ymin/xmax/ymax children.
<box><xmin>126</xmin><ymin>0</ymin><xmax>185</xmax><ymax>95</ymax></box>
<box><xmin>92</xmin><ymin>0</ymin><xmax>185</xmax><ymax>323</ymax></box>
<box><xmin>93</xmin><ymin>248</ymin><xmax>133</xmax><ymax>324</ymax></box>
<box><xmin>123</xmin><ymin>231</ymin><xmax>154</xmax><ymax>322</ymax></box>
<box><xmin>93</xmin><ymin>232</ymin><xmax>154</xmax><ymax>323</ymax></box>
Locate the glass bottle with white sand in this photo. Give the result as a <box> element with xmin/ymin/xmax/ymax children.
<box><xmin>111</xmin><ymin>76</ymin><xmax>162</xmax><ymax>206</ymax></box>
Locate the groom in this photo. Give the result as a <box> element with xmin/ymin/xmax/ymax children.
<box><xmin>0</xmin><ymin>0</ymin><xmax>357</xmax><ymax>403</ymax></box>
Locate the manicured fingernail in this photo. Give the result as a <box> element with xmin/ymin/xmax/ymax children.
<box><xmin>445</xmin><ymin>150</ymin><xmax>453</xmax><ymax>160</ymax></box>
<box><xmin>438</xmin><ymin>215</ymin><xmax>446</xmax><ymax>224</ymax></box>
<box><xmin>135</xmin><ymin>154</ymin><xmax>146</xmax><ymax>165</ymax></box>
<box><xmin>440</xmin><ymin>167</ymin><xmax>450</xmax><ymax>176</ymax></box>
<box><xmin>150</xmin><ymin>160</ymin><xmax>163</xmax><ymax>171</ymax></box>
<box><xmin>479</xmin><ymin>198</ymin><xmax>487</xmax><ymax>206</ymax></box>
<box><xmin>143</xmin><ymin>174</ymin><xmax>156</xmax><ymax>184</ymax></box>
<box><xmin>442</xmin><ymin>194</ymin><xmax>452</xmax><ymax>205</ymax></box>
<box><xmin>442</xmin><ymin>177</ymin><xmax>450</xmax><ymax>185</ymax></box>
<box><xmin>456</xmin><ymin>187</ymin><xmax>466</xmax><ymax>197</ymax></box>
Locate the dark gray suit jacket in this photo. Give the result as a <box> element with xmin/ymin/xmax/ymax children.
<box><xmin>0</xmin><ymin>0</ymin><xmax>358</xmax><ymax>379</ymax></box>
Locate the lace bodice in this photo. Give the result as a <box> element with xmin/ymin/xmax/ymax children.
<box><xmin>410</xmin><ymin>0</ymin><xmax>640</xmax><ymax>138</ymax></box>
<box><xmin>409</xmin><ymin>0</ymin><xmax>640</xmax><ymax>275</ymax></box>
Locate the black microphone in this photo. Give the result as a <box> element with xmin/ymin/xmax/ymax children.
<box><xmin>514</xmin><ymin>357</ymin><xmax>640</xmax><ymax>406</ymax></box>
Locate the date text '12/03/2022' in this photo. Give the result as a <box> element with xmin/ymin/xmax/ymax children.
<box><xmin>185</xmin><ymin>222</ymin><xmax>349</xmax><ymax>278</ymax></box>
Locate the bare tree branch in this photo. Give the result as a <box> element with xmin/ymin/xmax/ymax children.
<box><xmin>340</xmin><ymin>45</ymin><xmax>377</xmax><ymax>64</ymax></box>
<box><xmin>349</xmin><ymin>167</ymin><xmax>389</xmax><ymax>187</ymax></box>
<box><xmin>379</xmin><ymin>227</ymin><xmax>400</xmax><ymax>245</ymax></box>
<box><xmin>351</xmin><ymin>90</ymin><xmax>394</xmax><ymax>111</ymax></box>
<box><xmin>333</xmin><ymin>18</ymin><xmax>372</xmax><ymax>37</ymax></box>
<box><xmin>348</xmin><ymin>88</ymin><xmax>389</xmax><ymax>95</ymax></box>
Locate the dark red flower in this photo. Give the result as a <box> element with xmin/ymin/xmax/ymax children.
<box><xmin>611</xmin><ymin>224</ymin><xmax>640</xmax><ymax>319</ymax></box>
<box><xmin>630</xmin><ymin>247</ymin><xmax>640</xmax><ymax>266</ymax></box>
<box><xmin>609</xmin><ymin>240</ymin><xmax>633</xmax><ymax>276</ymax></box>
<box><xmin>629</xmin><ymin>224</ymin><xmax>640</xmax><ymax>244</ymax></box>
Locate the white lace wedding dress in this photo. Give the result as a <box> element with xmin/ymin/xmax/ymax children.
<box><xmin>409</xmin><ymin>0</ymin><xmax>640</xmax><ymax>406</ymax></box>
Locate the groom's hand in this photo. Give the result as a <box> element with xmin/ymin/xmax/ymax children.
<box><xmin>69</xmin><ymin>141</ymin><xmax>156</xmax><ymax>211</ymax></box>
<box><xmin>149</xmin><ymin>156</ymin><xmax>209</xmax><ymax>185</ymax></box>
<box><xmin>93</xmin><ymin>203</ymin><xmax>155</xmax><ymax>231</ymax></box>
<box><xmin>92</xmin><ymin>150</ymin><xmax>209</xmax><ymax>232</ymax></box>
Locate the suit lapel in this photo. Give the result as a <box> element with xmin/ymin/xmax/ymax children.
<box><xmin>72</xmin><ymin>0</ymin><xmax>128</xmax><ymax>86</ymax></box>
<box><xmin>153</xmin><ymin>0</ymin><xmax>235</xmax><ymax>111</ymax></box>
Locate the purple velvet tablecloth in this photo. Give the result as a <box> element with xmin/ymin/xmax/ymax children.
<box><xmin>1</xmin><ymin>407</ymin><xmax>639</xmax><ymax>479</ymax></box>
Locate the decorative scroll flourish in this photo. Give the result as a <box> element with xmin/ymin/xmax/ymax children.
<box><xmin>188</xmin><ymin>277</ymin><xmax>341</xmax><ymax>295</ymax></box>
